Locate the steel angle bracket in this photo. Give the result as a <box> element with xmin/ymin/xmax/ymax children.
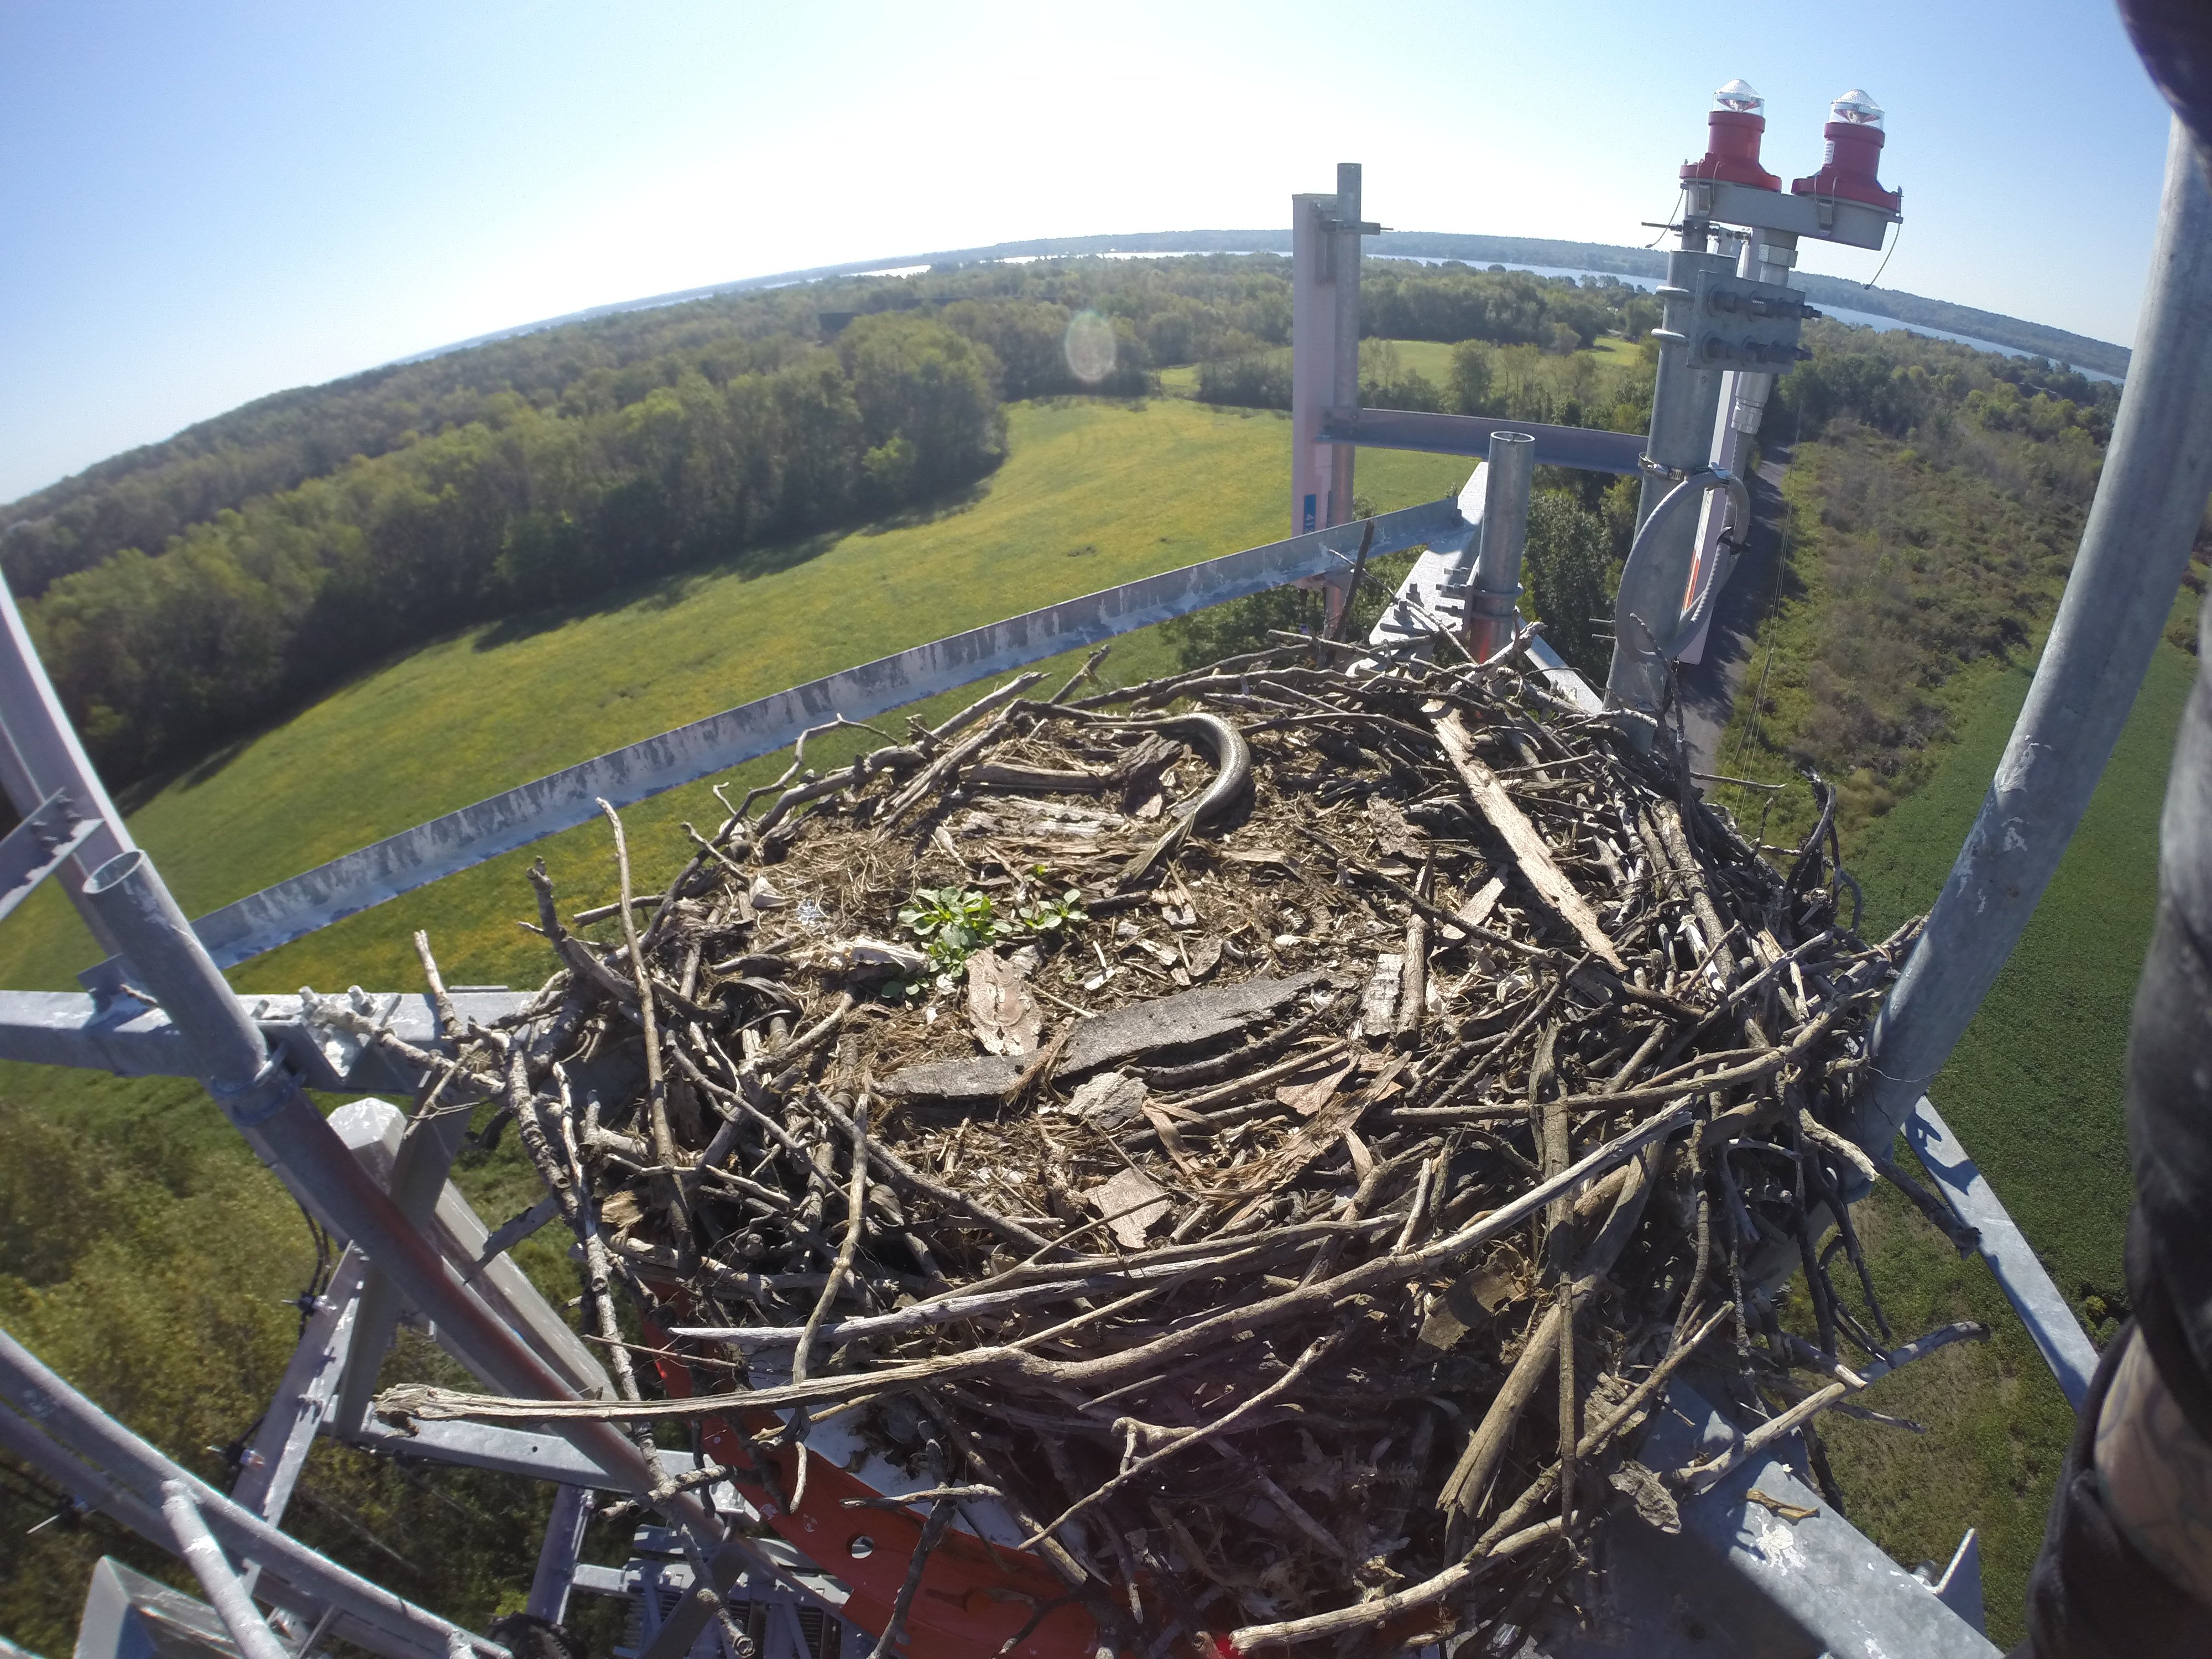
<box><xmin>103</xmin><ymin>496</ymin><xmax>1465</xmax><ymax>973</ymax></box>
<box><xmin>1527</xmin><ymin>1380</ymin><xmax>1997</xmax><ymax>1658</ymax></box>
<box><xmin>1690</xmin><ymin>273</ymin><xmax>1812</xmax><ymax>372</ymax></box>
<box><xmin>0</xmin><ymin>789</ymin><xmax>101</xmax><ymax>927</ymax></box>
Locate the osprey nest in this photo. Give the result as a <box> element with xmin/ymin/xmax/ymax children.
<box><xmin>375</xmin><ymin>640</ymin><xmax>1983</xmax><ymax>1657</ymax></box>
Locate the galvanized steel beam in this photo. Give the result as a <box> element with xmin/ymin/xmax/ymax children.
<box><xmin>1318</xmin><ymin>407</ymin><xmax>1646</xmax><ymax>473</ymax></box>
<box><xmin>230</xmin><ymin>1249</ymin><xmax>368</xmax><ymax>1526</ymax></box>
<box><xmin>1534</xmin><ymin>1381</ymin><xmax>1999</xmax><ymax>1657</ymax></box>
<box><xmin>72</xmin><ymin>847</ymin><xmax>815</xmax><ymax>1624</ymax></box>
<box><xmin>1906</xmin><ymin>1098</ymin><xmax>2099</xmax><ymax>1407</ymax></box>
<box><xmin>0</xmin><ymin>579</ymin><xmax>136</xmax><ymax>963</ymax></box>
<box><xmin>0</xmin><ymin>1328</ymin><xmax>502</xmax><ymax>1659</ymax></box>
<box><xmin>0</xmin><ymin>988</ymin><xmax>525</xmax><ymax>1091</ymax></box>
<box><xmin>0</xmin><ymin>788</ymin><xmax>101</xmax><ymax>927</ymax></box>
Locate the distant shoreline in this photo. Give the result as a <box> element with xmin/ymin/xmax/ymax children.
<box><xmin>392</xmin><ymin>228</ymin><xmax>2130</xmax><ymax>382</ymax></box>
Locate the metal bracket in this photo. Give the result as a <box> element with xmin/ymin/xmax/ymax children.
<box><xmin>1690</xmin><ymin>273</ymin><xmax>1811</xmax><ymax>371</ymax></box>
<box><xmin>0</xmin><ymin>787</ymin><xmax>100</xmax><ymax>927</ymax></box>
<box><xmin>232</xmin><ymin>1249</ymin><xmax>368</xmax><ymax>1524</ymax></box>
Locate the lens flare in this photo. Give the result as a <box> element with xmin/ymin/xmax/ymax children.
<box><xmin>1063</xmin><ymin>310</ymin><xmax>1117</xmax><ymax>385</ymax></box>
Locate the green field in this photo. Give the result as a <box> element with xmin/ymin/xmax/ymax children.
<box><xmin>0</xmin><ymin>395</ymin><xmax>1465</xmax><ymax>1004</ymax></box>
<box><xmin>1778</xmin><ymin>634</ymin><xmax>2197</xmax><ymax>1646</ymax></box>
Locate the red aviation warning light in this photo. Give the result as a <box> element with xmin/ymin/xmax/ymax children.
<box><xmin>1682</xmin><ymin>79</ymin><xmax>1782</xmax><ymax>191</ymax></box>
<box><xmin>1792</xmin><ymin>88</ymin><xmax>1902</xmax><ymax>211</ymax></box>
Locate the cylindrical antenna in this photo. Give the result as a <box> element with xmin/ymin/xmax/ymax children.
<box><xmin>1463</xmin><ymin>430</ymin><xmax>1536</xmax><ymax>661</ymax></box>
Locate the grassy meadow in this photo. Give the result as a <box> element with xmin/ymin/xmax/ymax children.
<box><xmin>1715</xmin><ymin>545</ymin><xmax>2198</xmax><ymax>1645</ymax></box>
<box><xmin>0</xmin><ymin>393</ymin><xmax>1464</xmax><ymax>1003</ymax></box>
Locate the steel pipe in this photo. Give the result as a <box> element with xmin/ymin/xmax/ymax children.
<box><xmin>1460</xmin><ymin>431</ymin><xmax>1536</xmax><ymax>661</ymax></box>
<box><xmin>1853</xmin><ymin>117</ymin><xmax>2212</xmax><ymax>1156</ymax></box>
<box><xmin>0</xmin><ymin>1327</ymin><xmax>498</xmax><ymax>1659</ymax></box>
<box><xmin>161</xmin><ymin>1481</ymin><xmax>293</xmax><ymax>1659</ymax></box>
<box><xmin>72</xmin><ymin>848</ymin><xmax>809</xmax><ymax>1614</ymax></box>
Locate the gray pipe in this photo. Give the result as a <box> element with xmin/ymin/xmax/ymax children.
<box><xmin>0</xmin><ymin>1328</ymin><xmax>497</xmax><ymax>1659</ymax></box>
<box><xmin>163</xmin><ymin>1481</ymin><xmax>294</xmax><ymax>1659</ymax></box>
<box><xmin>1463</xmin><ymin>431</ymin><xmax>1536</xmax><ymax>661</ymax></box>
<box><xmin>1852</xmin><ymin>116</ymin><xmax>2212</xmax><ymax>1156</ymax></box>
<box><xmin>73</xmin><ymin>849</ymin><xmax>802</xmax><ymax>1613</ymax></box>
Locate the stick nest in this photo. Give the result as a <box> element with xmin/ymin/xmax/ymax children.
<box><xmin>377</xmin><ymin>643</ymin><xmax>1969</xmax><ymax>1657</ymax></box>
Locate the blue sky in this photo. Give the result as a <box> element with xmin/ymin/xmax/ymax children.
<box><xmin>0</xmin><ymin>0</ymin><xmax>2175</xmax><ymax>504</ymax></box>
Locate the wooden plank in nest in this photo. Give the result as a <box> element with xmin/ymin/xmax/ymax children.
<box><xmin>1433</xmin><ymin>712</ymin><xmax>1626</xmax><ymax>971</ymax></box>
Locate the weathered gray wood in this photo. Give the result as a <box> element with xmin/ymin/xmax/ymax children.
<box><xmin>879</xmin><ymin>972</ymin><xmax>1326</xmax><ymax>1101</ymax></box>
<box><xmin>1434</xmin><ymin>712</ymin><xmax>1626</xmax><ymax>971</ymax></box>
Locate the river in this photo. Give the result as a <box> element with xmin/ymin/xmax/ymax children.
<box><xmin>1370</xmin><ymin>257</ymin><xmax>2122</xmax><ymax>383</ymax></box>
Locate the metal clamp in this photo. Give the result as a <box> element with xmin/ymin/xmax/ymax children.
<box><xmin>209</xmin><ymin>1053</ymin><xmax>309</xmax><ymax>1130</ymax></box>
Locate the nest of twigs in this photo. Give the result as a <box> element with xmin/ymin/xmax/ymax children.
<box><xmin>377</xmin><ymin>641</ymin><xmax>1981</xmax><ymax>1657</ymax></box>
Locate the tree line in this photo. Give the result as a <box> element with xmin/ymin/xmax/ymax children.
<box><xmin>33</xmin><ymin>313</ymin><xmax>1005</xmax><ymax>782</ymax></box>
<box><xmin>9</xmin><ymin>258</ymin><xmax>1681</xmax><ymax>787</ymax></box>
<box><xmin>2</xmin><ymin>262</ymin><xmax>1649</xmax><ymax>601</ymax></box>
<box><xmin>8</xmin><ymin>260</ymin><xmax>2125</xmax><ymax>792</ymax></box>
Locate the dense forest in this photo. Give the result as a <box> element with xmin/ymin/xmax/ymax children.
<box><xmin>4</xmin><ymin>259</ymin><xmax>1668</xmax><ymax>789</ymax></box>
